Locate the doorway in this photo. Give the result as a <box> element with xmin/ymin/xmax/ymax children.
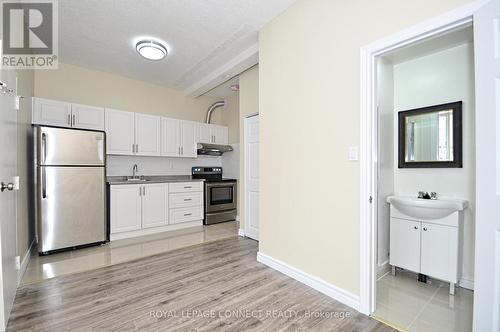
<box><xmin>244</xmin><ymin>114</ymin><xmax>259</xmax><ymax>240</ymax></box>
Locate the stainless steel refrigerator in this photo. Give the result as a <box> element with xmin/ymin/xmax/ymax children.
<box><xmin>34</xmin><ymin>126</ymin><xmax>107</xmax><ymax>254</ymax></box>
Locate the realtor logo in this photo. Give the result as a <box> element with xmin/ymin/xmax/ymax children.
<box><xmin>1</xmin><ymin>0</ymin><xmax>58</xmax><ymax>69</ymax></box>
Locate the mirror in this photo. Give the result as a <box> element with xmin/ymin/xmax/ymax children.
<box><xmin>398</xmin><ymin>101</ymin><xmax>462</xmax><ymax>168</ymax></box>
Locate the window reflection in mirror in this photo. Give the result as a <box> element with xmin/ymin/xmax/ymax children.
<box><xmin>398</xmin><ymin>102</ymin><xmax>462</xmax><ymax>168</ymax></box>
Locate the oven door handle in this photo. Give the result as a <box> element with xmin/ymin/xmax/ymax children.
<box><xmin>205</xmin><ymin>182</ymin><xmax>237</xmax><ymax>188</ymax></box>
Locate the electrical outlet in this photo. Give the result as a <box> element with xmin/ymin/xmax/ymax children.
<box><xmin>15</xmin><ymin>256</ymin><xmax>20</xmax><ymax>270</ymax></box>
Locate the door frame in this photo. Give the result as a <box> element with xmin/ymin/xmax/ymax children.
<box><xmin>358</xmin><ymin>0</ymin><xmax>489</xmax><ymax>316</ymax></box>
<box><xmin>244</xmin><ymin>113</ymin><xmax>259</xmax><ymax>240</ymax></box>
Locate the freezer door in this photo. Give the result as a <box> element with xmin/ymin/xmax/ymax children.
<box><xmin>37</xmin><ymin>166</ymin><xmax>106</xmax><ymax>253</ymax></box>
<box><xmin>36</xmin><ymin>126</ymin><xmax>105</xmax><ymax>166</ymax></box>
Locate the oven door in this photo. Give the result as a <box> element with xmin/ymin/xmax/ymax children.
<box><xmin>205</xmin><ymin>182</ymin><xmax>237</xmax><ymax>213</ymax></box>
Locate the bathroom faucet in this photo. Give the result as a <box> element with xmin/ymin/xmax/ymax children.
<box><xmin>418</xmin><ymin>191</ymin><xmax>437</xmax><ymax>200</ymax></box>
<box><xmin>132</xmin><ymin>164</ymin><xmax>138</xmax><ymax>179</ymax></box>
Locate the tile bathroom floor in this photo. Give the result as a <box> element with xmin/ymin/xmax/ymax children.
<box><xmin>373</xmin><ymin>269</ymin><xmax>473</xmax><ymax>332</ymax></box>
<box><xmin>21</xmin><ymin>221</ymin><xmax>239</xmax><ymax>285</ymax></box>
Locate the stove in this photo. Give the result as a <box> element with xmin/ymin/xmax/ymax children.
<box><xmin>192</xmin><ymin>167</ymin><xmax>237</xmax><ymax>225</ymax></box>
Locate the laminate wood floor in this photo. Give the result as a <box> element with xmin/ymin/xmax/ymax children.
<box><xmin>8</xmin><ymin>238</ymin><xmax>394</xmax><ymax>332</ymax></box>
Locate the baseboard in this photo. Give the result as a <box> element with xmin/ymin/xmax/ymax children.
<box><xmin>238</xmin><ymin>228</ymin><xmax>245</xmax><ymax>237</ymax></box>
<box><xmin>377</xmin><ymin>260</ymin><xmax>390</xmax><ymax>278</ymax></box>
<box><xmin>17</xmin><ymin>239</ymin><xmax>35</xmax><ymax>285</ymax></box>
<box><xmin>459</xmin><ymin>277</ymin><xmax>474</xmax><ymax>290</ymax></box>
<box><xmin>110</xmin><ymin>220</ymin><xmax>203</xmax><ymax>241</ymax></box>
<box><xmin>257</xmin><ymin>252</ymin><xmax>360</xmax><ymax>311</ymax></box>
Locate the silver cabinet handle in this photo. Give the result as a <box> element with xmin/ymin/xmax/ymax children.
<box><xmin>132</xmin><ymin>144</ymin><xmax>135</xmax><ymax>153</ymax></box>
<box><xmin>414</xmin><ymin>226</ymin><xmax>418</xmax><ymax>230</ymax></box>
<box><xmin>183</xmin><ymin>198</ymin><xmax>192</xmax><ymax>201</ymax></box>
<box><xmin>135</xmin><ymin>144</ymin><xmax>139</xmax><ymax>153</ymax></box>
<box><xmin>423</xmin><ymin>227</ymin><xmax>428</xmax><ymax>231</ymax></box>
<box><xmin>1</xmin><ymin>182</ymin><xmax>14</xmax><ymax>192</ymax></box>
<box><xmin>143</xmin><ymin>186</ymin><xmax>146</xmax><ymax>196</ymax></box>
<box><xmin>139</xmin><ymin>186</ymin><xmax>142</xmax><ymax>196</ymax></box>
<box><xmin>184</xmin><ymin>186</ymin><xmax>192</xmax><ymax>189</ymax></box>
<box><xmin>72</xmin><ymin>114</ymin><xmax>76</xmax><ymax>126</ymax></box>
<box><xmin>67</xmin><ymin>114</ymin><xmax>71</xmax><ymax>125</ymax></box>
<box><xmin>184</xmin><ymin>213</ymin><xmax>192</xmax><ymax>216</ymax></box>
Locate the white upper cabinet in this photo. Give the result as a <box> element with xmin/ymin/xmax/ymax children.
<box><xmin>161</xmin><ymin>117</ymin><xmax>180</xmax><ymax>157</ymax></box>
<box><xmin>71</xmin><ymin>103</ymin><xmax>105</xmax><ymax>130</ymax></box>
<box><xmin>198</xmin><ymin>123</ymin><xmax>212</xmax><ymax>144</ymax></box>
<box><xmin>105</xmin><ymin>108</ymin><xmax>135</xmax><ymax>155</ymax></box>
<box><xmin>135</xmin><ymin>113</ymin><xmax>161</xmax><ymax>156</ymax></box>
<box><xmin>180</xmin><ymin>121</ymin><xmax>197</xmax><ymax>158</ymax></box>
<box><xmin>213</xmin><ymin>125</ymin><xmax>228</xmax><ymax>144</ymax></box>
<box><xmin>33</xmin><ymin>98</ymin><xmax>72</xmax><ymax>128</ymax></box>
<box><xmin>197</xmin><ymin>123</ymin><xmax>228</xmax><ymax>144</ymax></box>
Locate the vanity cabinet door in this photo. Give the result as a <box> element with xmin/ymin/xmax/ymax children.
<box><xmin>389</xmin><ymin>218</ymin><xmax>421</xmax><ymax>273</ymax></box>
<box><xmin>420</xmin><ymin>223</ymin><xmax>458</xmax><ymax>283</ymax></box>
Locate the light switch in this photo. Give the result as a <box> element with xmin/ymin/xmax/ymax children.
<box><xmin>349</xmin><ymin>147</ymin><xmax>359</xmax><ymax>161</ymax></box>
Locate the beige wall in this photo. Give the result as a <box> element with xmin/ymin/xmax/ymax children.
<box><xmin>16</xmin><ymin>69</ymin><xmax>35</xmax><ymax>261</ymax></box>
<box><xmin>34</xmin><ymin>63</ymin><xmax>224</xmax><ymax>124</ymax></box>
<box><xmin>258</xmin><ymin>0</ymin><xmax>475</xmax><ymax>296</ymax></box>
<box><xmin>221</xmin><ymin>92</ymin><xmax>240</xmax><ymax>144</ymax></box>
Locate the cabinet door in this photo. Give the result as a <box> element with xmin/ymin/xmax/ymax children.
<box><xmin>105</xmin><ymin>108</ymin><xmax>135</xmax><ymax>155</ymax></box>
<box><xmin>421</xmin><ymin>223</ymin><xmax>458</xmax><ymax>282</ymax></box>
<box><xmin>141</xmin><ymin>183</ymin><xmax>168</xmax><ymax>228</ymax></box>
<box><xmin>72</xmin><ymin>103</ymin><xmax>105</xmax><ymax>130</ymax></box>
<box><xmin>33</xmin><ymin>98</ymin><xmax>72</xmax><ymax>127</ymax></box>
<box><xmin>198</xmin><ymin>123</ymin><xmax>212</xmax><ymax>144</ymax></box>
<box><xmin>389</xmin><ymin>218</ymin><xmax>421</xmax><ymax>273</ymax></box>
<box><xmin>135</xmin><ymin>113</ymin><xmax>161</xmax><ymax>156</ymax></box>
<box><xmin>161</xmin><ymin>117</ymin><xmax>180</xmax><ymax>157</ymax></box>
<box><xmin>110</xmin><ymin>185</ymin><xmax>142</xmax><ymax>234</ymax></box>
<box><xmin>180</xmin><ymin>121</ymin><xmax>197</xmax><ymax>157</ymax></box>
<box><xmin>213</xmin><ymin>125</ymin><xmax>228</xmax><ymax>144</ymax></box>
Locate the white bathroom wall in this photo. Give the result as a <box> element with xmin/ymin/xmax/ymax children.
<box><xmin>106</xmin><ymin>155</ymin><xmax>222</xmax><ymax>177</ymax></box>
<box><xmin>393</xmin><ymin>43</ymin><xmax>476</xmax><ymax>286</ymax></box>
<box><xmin>377</xmin><ymin>58</ymin><xmax>395</xmax><ymax>273</ymax></box>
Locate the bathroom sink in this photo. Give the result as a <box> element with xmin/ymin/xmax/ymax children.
<box><xmin>386</xmin><ymin>196</ymin><xmax>468</xmax><ymax>220</ymax></box>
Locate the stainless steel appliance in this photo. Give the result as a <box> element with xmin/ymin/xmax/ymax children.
<box><xmin>192</xmin><ymin>167</ymin><xmax>237</xmax><ymax>225</ymax></box>
<box><xmin>34</xmin><ymin>126</ymin><xmax>107</xmax><ymax>255</ymax></box>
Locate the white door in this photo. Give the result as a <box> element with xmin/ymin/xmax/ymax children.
<box><xmin>245</xmin><ymin>115</ymin><xmax>259</xmax><ymax>240</ymax></box>
<box><xmin>71</xmin><ymin>103</ymin><xmax>105</xmax><ymax>130</ymax></box>
<box><xmin>161</xmin><ymin>117</ymin><xmax>180</xmax><ymax>157</ymax></box>
<box><xmin>198</xmin><ymin>123</ymin><xmax>212</xmax><ymax>143</ymax></box>
<box><xmin>420</xmin><ymin>223</ymin><xmax>458</xmax><ymax>282</ymax></box>
<box><xmin>0</xmin><ymin>70</ymin><xmax>19</xmax><ymax>330</ymax></box>
<box><xmin>473</xmin><ymin>1</ymin><xmax>500</xmax><ymax>331</ymax></box>
<box><xmin>110</xmin><ymin>185</ymin><xmax>142</xmax><ymax>234</ymax></box>
<box><xmin>32</xmin><ymin>98</ymin><xmax>72</xmax><ymax>128</ymax></box>
<box><xmin>213</xmin><ymin>125</ymin><xmax>228</xmax><ymax>144</ymax></box>
<box><xmin>105</xmin><ymin>108</ymin><xmax>135</xmax><ymax>155</ymax></box>
<box><xmin>141</xmin><ymin>184</ymin><xmax>168</xmax><ymax>228</ymax></box>
<box><xmin>389</xmin><ymin>218</ymin><xmax>421</xmax><ymax>273</ymax></box>
<box><xmin>180</xmin><ymin>121</ymin><xmax>197</xmax><ymax>158</ymax></box>
<box><xmin>135</xmin><ymin>113</ymin><xmax>161</xmax><ymax>156</ymax></box>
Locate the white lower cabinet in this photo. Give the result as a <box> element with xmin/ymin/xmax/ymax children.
<box><xmin>389</xmin><ymin>207</ymin><xmax>461</xmax><ymax>294</ymax></box>
<box><xmin>141</xmin><ymin>183</ymin><xmax>168</xmax><ymax>229</ymax></box>
<box><xmin>110</xmin><ymin>182</ymin><xmax>204</xmax><ymax>240</ymax></box>
<box><xmin>110</xmin><ymin>185</ymin><xmax>142</xmax><ymax>233</ymax></box>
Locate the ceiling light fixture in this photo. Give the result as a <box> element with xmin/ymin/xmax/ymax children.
<box><xmin>136</xmin><ymin>40</ymin><xmax>168</xmax><ymax>61</ymax></box>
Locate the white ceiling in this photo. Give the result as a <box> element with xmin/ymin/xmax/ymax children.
<box><xmin>58</xmin><ymin>0</ymin><xmax>295</xmax><ymax>96</ymax></box>
<box><xmin>382</xmin><ymin>25</ymin><xmax>473</xmax><ymax>64</ymax></box>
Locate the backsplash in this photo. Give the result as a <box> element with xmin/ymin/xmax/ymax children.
<box><xmin>106</xmin><ymin>155</ymin><xmax>222</xmax><ymax>177</ymax></box>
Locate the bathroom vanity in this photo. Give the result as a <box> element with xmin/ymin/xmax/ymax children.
<box><xmin>387</xmin><ymin>196</ymin><xmax>468</xmax><ymax>295</ymax></box>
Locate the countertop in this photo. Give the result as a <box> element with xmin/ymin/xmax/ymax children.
<box><xmin>107</xmin><ymin>175</ymin><xmax>205</xmax><ymax>185</ymax></box>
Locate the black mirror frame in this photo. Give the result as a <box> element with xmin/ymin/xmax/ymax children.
<box><xmin>398</xmin><ymin>101</ymin><xmax>463</xmax><ymax>168</ymax></box>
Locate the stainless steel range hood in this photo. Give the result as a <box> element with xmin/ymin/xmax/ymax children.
<box><xmin>197</xmin><ymin>143</ymin><xmax>233</xmax><ymax>156</ymax></box>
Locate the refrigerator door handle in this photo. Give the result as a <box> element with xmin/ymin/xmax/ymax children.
<box><xmin>42</xmin><ymin>167</ymin><xmax>47</xmax><ymax>199</ymax></box>
<box><xmin>41</xmin><ymin>132</ymin><xmax>47</xmax><ymax>164</ymax></box>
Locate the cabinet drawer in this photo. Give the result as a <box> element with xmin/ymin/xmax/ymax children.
<box><xmin>169</xmin><ymin>192</ymin><xmax>203</xmax><ymax>208</ymax></box>
<box><xmin>169</xmin><ymin>206</ymin><xmax>203</xmax><ymax>224</ymax></box>
<box><xmin>169</xmin><ymin>182</ymin><xmax>203</xmax><ymax>193</ymax></box>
